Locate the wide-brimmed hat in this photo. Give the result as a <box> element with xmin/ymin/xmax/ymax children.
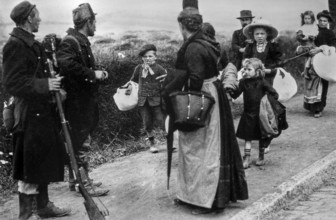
<box><xmin>237</xmin><ymin>10</ymin><xmax>255</xmax><ymax>19</ymax></box>
<box><xmin>317</xmin><ymin>10</ymin><xmax>333</xmax><ymax>22</ymax></box>
<box><xmin>243</xmin><ymin>19</ymin><xmax>279</xmax><ymax>40</ymax></box>
<box><xmin>73</xmin><ymin>3</ymin><xmax>97</xmax><ymax>26</ymax></box>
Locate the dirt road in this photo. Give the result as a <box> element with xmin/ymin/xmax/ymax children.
<box><xmin>1</xmin><ymin>84</ymin><xmax>336</xmax><ymax>220</ymax></box>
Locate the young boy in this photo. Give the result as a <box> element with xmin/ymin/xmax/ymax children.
<box><xmin>128</xmin><ymin>44</ymin><xmax>166</xmax><ymax>153</ymax></box>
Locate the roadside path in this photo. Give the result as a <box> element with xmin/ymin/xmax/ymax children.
<box><xmin>271</xmin><ymin>172</ymin><xmax>336</xmax><ymax>220</ymax></box>
<box><xmin>1</xmin><ymin>84</ymin><xmax>336</xmax><ymax>220</ymax></box>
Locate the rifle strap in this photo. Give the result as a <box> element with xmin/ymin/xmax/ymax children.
<box><xmin>62</xmin><ymin>35</ymin><xmax>86</xmax><ymax>65</ymax></box>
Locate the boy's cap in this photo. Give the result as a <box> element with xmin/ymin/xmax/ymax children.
<box><xmin>10</xmin><ymin>1</ymin><xmax>36</xmax><ymax>24</ymax></box>
<box><xmin>139</xmin><ymin>44</ymin><xmax>157</xmax><ymax>56</ymax></box>
<box><xmin>73</xmin><ymin>3</ymin><xmax>97</xmax><ymax>26</ymax></box>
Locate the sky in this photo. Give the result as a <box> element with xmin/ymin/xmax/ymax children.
<box><xmin>0</xmin><ymin>0</ymin><xmax>329</xmax><ymax>39</ymax></box>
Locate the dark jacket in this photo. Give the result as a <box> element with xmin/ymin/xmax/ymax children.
<box><xmin>2</xmin><ymin>27</ymin><xmax>65</xmax><ymax>184</ymax></box>
<box><xmin>231</xmin><ymin>77</ymin><xmax>278</xmax><ymax>140</ymax></box>
<box><xmin>243</xmin><ymin>42</ymin><xmax>283</xmax><ymax>85</ymax></box>
<box><xmin>315</xmin><ymin>26</ymin><xmax>336</xmax><ymax>47</ymax></box>
<box><xmin>57</xmin><ymin>28</ymin><xmax>99</xmax><ymax>148</ymax></box>
<box><xmin>131</xmin><ymin>63</ymin><xmax>166</xmax><ymax>106</ymax></box>
<box><xmin>231</xmin><ymin>29</ymin><xmax>248</xmax><ymax>70</ymax></box>
<box><xmin>175</xmin><ymin>29</ymin><xmax>221</xmax><ymax>91</ymax></box>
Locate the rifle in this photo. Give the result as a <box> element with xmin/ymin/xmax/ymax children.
<box><xmin>44</xmin><ymin>35</ymin><xmax>108</xmax><ymax>220</ymax></box>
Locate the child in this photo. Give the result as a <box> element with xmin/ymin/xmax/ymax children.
<box><xmin>230</xmin><ymin>58</ymin><xmax>278</xmax><ymax>168</ymax></box>
<box><xmin>127</xmin><ymin>44</ymin><xmax>166</xmax><ymax>153</ymax></box>
<box><xmin>296</xmin><ymin>11</ymin><xmax>318</xmax><ymax>79</ymax></box>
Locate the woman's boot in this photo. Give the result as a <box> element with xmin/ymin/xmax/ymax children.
<box><xmin>243</xmin><ymin>149</ymin><xmax>251</xmax><ymax>169</ymax></box>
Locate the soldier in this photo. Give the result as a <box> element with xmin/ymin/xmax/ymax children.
<box><xmin>231</xmin><ymin>10</ymin><xmax>255</xmax><ymax>70</ymax></box>
<box><xmin>57</xmin><ymin>3</ymin><xmax>109</xmax><ymax>196</ymax></box>
<box><xmin>2</xmin><ymin>1</ymin><xmax>71</xmax><ymax>219</ymax></box>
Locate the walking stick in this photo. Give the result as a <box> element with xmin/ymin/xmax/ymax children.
<box><xmin>45</xmin><ymin>36</ymin><xmax>108</xmax><ymax>220</ymax></box>
<box><xmin>281</xmin><ymin>51</ymin><xmax>311</xmax><ymax>66</ymax></box>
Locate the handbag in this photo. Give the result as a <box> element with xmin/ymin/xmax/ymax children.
<box><xmin>169</xmin><ymin>79</ymin><xmax>215</xmax><ymax>132</ymax></box>
<box><xmin>113</xmin><ymin>81</ymin><xmax>139</xmax><ymax>111</ymax></box>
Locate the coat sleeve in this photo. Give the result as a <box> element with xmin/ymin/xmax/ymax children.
<box><xmin>243</xmin><ymin>43</ymin><xmax>253</xmax><ymax>60</ymax></box>
<box><xmin>184</xmin><ymin>42</ymin><xmax>207</xmax><ymax>91</ymax></box>
<box><xmin>3</xmin><ymin>41</ymin><xmax>49</xmax><ymax>98</ymax></box>
<box><xmin>231</xmin><ymin>31</ymin><xmax>241</xmax><ymax>52</ymax></box>
<box><xmin>57</xmin><ymin>38</ymin><xmax>96</xmax><ymax>83</ymax></box>
<box><xmin>230</xmin><ymin>78</ymin><xmax>244</xmax><ymax>99</ymax></box>
<box><xmin>222</xmin><ymin>63</ymin><xmax>238</xmax><ymax>90</ymax></box>
<box><xmin>263</xmin><ymin>79</ymin><xmax>279</xmax><ymax>100</ymax></box>
<box><xmin>267</xmin><ymin>42</ymin><xmax>283</xmax><ymax>76</ymax></box>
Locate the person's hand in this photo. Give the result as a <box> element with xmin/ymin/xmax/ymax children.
<box><xmin>48</xmin><ymin>75</ymin><xmax>63</xmax><ymax>91</ymax></box>
<box><xmin>309</xmin><ymin>48</ymin><xmax>322</xmax><ymax>56</ymax></box>
<box><xmin>264</xmin><ymin>69</ymin><xmax>272</xmax><ymax>74</ymax></box>
<box><xmin>156</xmin><ymin>74</ymin><xmax>167</xmax><ymax>83</ymax></box>
<box><xmin>239</xmin><ymin>47</ymin><xmax>246</xmax><ymax>53</ymax></box>
<box><xmin>245</xmin><ymin>39</ymin><xmax>253</xmax><ymax>44</ymax></box>
<box><xmin>95</xmin><ymin>70</ymin><xmax>108</xmax><ymax>81</ymax></box>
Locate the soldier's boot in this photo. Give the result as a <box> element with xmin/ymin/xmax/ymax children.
<box><xmin>81</xmin><ymin>164</ymin><xmax>102</xmax><ymax>187</ymax></box>
<box><xmin>36</xmin><ymin>185</ymin><xmax>71</xmax><ymax>218</ymax></box>
<box><xmin>77</xmin><ymin>167</ymin><xmax>109</xmax><ymax>197</ymax></box>
<box><xmin>19</xmin><ymin>193</ymin><xmax>41</xmax><ymax>220</ymax></box>
<box><xmin>68</xmin><ymin>165</ymin><xmax>76</xmax><ymax>191</ymax></box>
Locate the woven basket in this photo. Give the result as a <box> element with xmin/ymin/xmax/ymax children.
<box><xmin>169</xmin><ymin>91</ymin><xmax>215</xmax><ymax>131</ymax></box>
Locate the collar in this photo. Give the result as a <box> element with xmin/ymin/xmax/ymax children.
<box><xmin>66</xmin><ymin>28</ymin><xmax>91</xmax><ymax>46</ymax></box>
<box><xmin>9</xmin><ymin>27</ymin><xmax>35</xmax><ymax>47</ymax></box>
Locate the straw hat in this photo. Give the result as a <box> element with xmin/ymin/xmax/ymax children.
<box><xmin>243</xmin><ymin>19</ymin><xmax>279</xmax><ymax>40</ymax></box>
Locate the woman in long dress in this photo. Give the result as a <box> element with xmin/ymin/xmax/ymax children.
<box><xmin>167</xmin><ymin>0</ymin><xmax>248</xmax><ymax>214</ymax></box>
<box><xmin>304</xmin><ymin>10</ymin><xmax>336</xmax><ymax>118</ymax></box>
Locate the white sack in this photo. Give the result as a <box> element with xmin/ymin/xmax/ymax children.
<box><xmin>113</xmin><ymin>81</ymin><xmax>139</xmax><ymax>111</ymax></box>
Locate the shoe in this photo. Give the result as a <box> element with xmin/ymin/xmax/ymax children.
<box><xmin>76</xmin><ymin>186</ymin><xmax>109</xmax><ymax>197</ymax></box>
<box><xmin>19</xmin><ymin>193</ymin><xmax>42</xmax><ymax>220</ymax></box>
<box><xmin>84</xmin><ymin>178</ymin><xmax>102</xmax><ymax>187</ymax></box>
<box><xmin>191</xmin><ymin>207</ymin><xmax>213</xmax><ymax>215</ymax></box>
<box><xmin>150</xmin><ymin>146</ymin><xmax>159</xmax><ymax>153</ymax></box>
<box><xmin>314</xmin><ymin>112</ymin><xmax>322</xmax><ymax>118</ymax></box>
<box><xmin>28</xmin><ymin>214</ymin><xmax>42</xmax><ymax>220</ymax></box>
<box><xmin>256</xmin><ymin>159</ymin><xmax>265</xmax><ymax>166</ymax></box>
<box><xmin>242</xmin><ymin>156</ymin><xmax>250</xmax><ymax>169</ymax></box>
<box><xmin>37</xmin><ymin>202</ymin><xmax>71</xmax><ymax>218</ymax></box>
<box><xmin>264</xmin><ymin>145</ymin><xmax>270</xmax><ymax>154</ymax></box>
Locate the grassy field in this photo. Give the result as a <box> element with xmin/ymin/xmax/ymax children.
<box><xmin>0</xmin><ymin>29</ymin><xmax>304</xmax><ymax>196</ymax></box>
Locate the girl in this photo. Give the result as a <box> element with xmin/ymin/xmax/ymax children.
<box><xmin>230</xmin><ymin>58</ymin><xmax>278</xmax><ymax>168</ymax></box>
<box><xmin>296</xmin><ymin>11</ymin><xmax>318</xmax><ymax>79</ymax></box>
<box><xmin>242</xmin><ymin>19</ymin><xmax>283</xmax><ymax>86</ymax></box>
<box><xmin>304</xmin><ymin>10</ymin><xmax>336</xmax><ymax>118</ymax></box>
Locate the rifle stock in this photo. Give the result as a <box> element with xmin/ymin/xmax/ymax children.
<box><xmin>46</xmin><ymin>38</ymin><xmax>107</xmax><ymax>219</ymax></box>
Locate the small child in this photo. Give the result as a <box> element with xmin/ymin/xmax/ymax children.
<box><xmin>230</xmin><ymin>58</ymin><xmax>279</xmax><ymax>168</ymax></box>
<box><xmin>296</xmin><ymin>11</ymin><xmax>318</xmax><ymax>79</ymax></box>
<box><xmin>127</xmin><ymin>44</ymin><xmax>166</xmax><ymax>153</ymax></box>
